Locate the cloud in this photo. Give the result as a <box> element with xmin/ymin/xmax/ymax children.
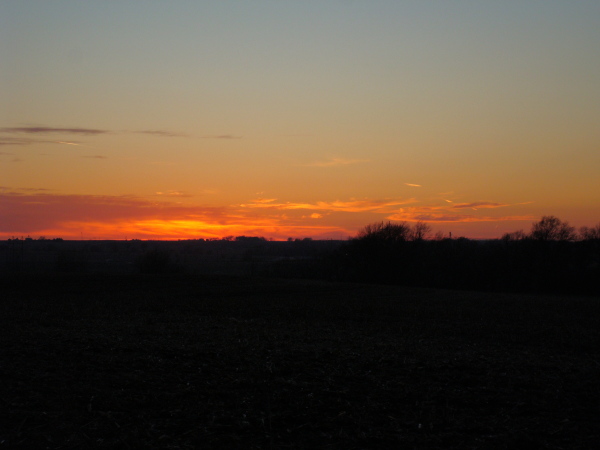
<box><xmin>241</xmin><ymin>198</ymin><xmax>416</xmax><ymax>213</ymax></box>
<box><xmin>155</xmin><ymin>190</ymin><xmax>192</xmax><ymax>197</ymax></box>
<box><xmin>135</xmin><ymin>130</ymin><xmax>187</xmax><ymax>137</ymax></box>
<box><xmin>386</xmin><ymin>204</ymin><xmax>533</xmax><ymax>223</ymax></box>
<box><xmin>1</xmin><ymin>126</ymin><xmax>243</xmax><ymax>147</ymax></box>
<box><xmin>2</xmin><ymin>126</ymin><xmax>188</xmax><ymax>140</ymax></box>
<box><xmin>387</xmin><ymin>211</ymin><xmax>533</xmax><ymax>223</ymax></box>
<box><xmin>452</xmin><ymin>202</ymin><xmax>509</xmax><ymax>210</ymax></box>
<box><xmin>200</xmin><ymin>134</ymin><xmax>241</xmax><ymax>139</ymax></box>
<box><xmin>0</xmin><ymin>188</ymin><xmax>537</xmax><ymax>240</ymax></box>
<box><xmin>0</xmin><ymin>127</ymin><xmax>108</xmax><ymax>135</ymax></box>
<box><xmin>249</xmin><ymin>198</ymin><xmax>278</xmax><ymax>204</ymax></box>
<box><xmin>82</xmin><ymin>155</ymin><xmax>107</xmax><ymax>159</ymax></box>
<box><xmin>404</xmin><ymin>183</ymin><xmax>422</xmax><ymax>187</ymax></box>
<box><xmin>0</xmin><ymin>190</ymin><xmax>228</xmax><ymax>236</ymax></box>
<box><xmin>17</xmin><ymin>187</ymin><xmax>53</xmax><ymax>192</ymax></box>
<box><xmin>1</xmin><ymin>137</ymin><xmax>85</xmax><ymax>147</ymax></box>
<box><xmin>305</xmin><ymin>158</ymin><xmax>370</xmax><ymax>167</ymax></box>
<box><xmin>0</xmin><ymin>189</ymin><xmax>351</xmax><ymax>240</ymax></box>
<box><xmin>0</xmin><ymin>137</ymin><xmax>80</xmax><ymax>146</ymax></box>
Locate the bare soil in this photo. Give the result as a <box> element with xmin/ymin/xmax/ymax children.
<box><xmin>1</xmin><ymin>273</ymin><xmax>599</xmax><ymax>449</ymax></box>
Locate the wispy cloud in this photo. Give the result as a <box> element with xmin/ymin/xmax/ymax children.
<box><xmin>386</xmin><ymin>201</ymin><xmax>533</xmax><ymax>223</ymax></box>
<box><xmin>0</xmin><ymin>127</ymin><xmax>108</xmax><ymax>135</ymax></box>
<box><xmin>0</xmin><ymin>187</ymin><xmax>537</xmax><ymax>240</ymax></box>
<box><xmin>404</xmin><ymin>183</ymin><xmax>422</xmax><ymax>187</ymax></box>
<box><xmin>200</xmin><ymin>134</ymin><xmax>242</xmax><ymax>139</ymax></box>
<box><xmin>135</xmin><ymin>130</ymin><xmax>187</xmax><ymax>137</ymax></box>
<box><xmin>1</xmin><ymin>126</ymin><xmax>243</xmax><ymax>147</ymax></box>
<box><xmin>0</xmin><ymin>189</ymin><xmax>348</xmax><ymax>240</ymax></box>
<box><xmin>305</xmin><ymin>158</ymin><xmax>369</xmax><ymax>167</ymax></box>
<box><xmin>241</xmin><ymin>198</ymin><xmax>416</xmax><ymax>213</ymax></box>
<box><xmin>2</xmin><ymin>126</ymin><xmax>188</xmax><ymax>140</ymax></box>
<box><xmin>0</xmin><ymin>137</ymin><xmax>81</xmax><ymax>146</ymax></box>
<box><xmin>18</xmin><ymin>187</ymin><xmax>53</xmax><ymax>192</ymax></box>
<box><xmin>251</xmin><ymin>198</ymin><xmax>278</xmax><ymax>204</ymax></box>
<box><xmin>1</xmin><ymin>137</ymin><xmax>33</xmax><ymax>146</ymax></box>
<box><xmin>387</xmin><ymin>208</ymin><xmax>533</xmax><ymax>223</ymax></box>
<box><xmin>82</xmin><ymin>155</ymin><xmax>107</xmax><ymax>159</ymax></box>
<box><xmin>155</xmin><ymin>190</ymin><xmax>192</xmax><ymax>197</ymax></box>
<box><xmin>452</xmin><ymin>202</ymin><xmax>509</xmax><ymax>210</ymax></box>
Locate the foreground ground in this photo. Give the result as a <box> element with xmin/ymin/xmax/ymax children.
<box><xmin>1</xmin><ymin>273</ymin><xmax>599</xmax><ymax>449</ymax></box>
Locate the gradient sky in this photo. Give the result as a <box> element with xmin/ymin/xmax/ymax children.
<box><xmin>2</xmin><ymin>1</ymin><xmax>599</xmax><ymax>240</ymax></box>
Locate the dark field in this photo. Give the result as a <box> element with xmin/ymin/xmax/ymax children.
<box><xmin>1</xmin><ymin>273</ymin><xmax>599</xmax><ymax>449</ymax></box>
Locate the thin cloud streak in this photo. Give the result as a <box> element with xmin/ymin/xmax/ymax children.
<box><xmin>387</xmin><ymin>204</ymin><xmax>534</xmax><ymax>223</ymax></box>
<box><xmin>2</xmin><ymin>127</ymin><xmax>190</xmax><ymax>139</ymax></box>
<box><xmin>452</xmin><ymin>202</ymin><xmax>509</xmax><ymax>209</ymax></box>
<box><xmin>0</xmin><ymin>127</ymin><xmax>108</xmax><ymax>135</ymax></box>
<box><xmin>0</xmin><ymin>137</ymin><xmax>81</xmax><ymax>146</ymax></box>
<box><xmin>241</xmin><ymin>198</ymin><xmax>416</xmax><ymax>213</ymax></box>
<box><xmin>135</xmin><ymin>130</ymin><xmax>188</xmax><ymax>137</ymax></box>
<box><xmin>155</xmin><ymin>190</ymin><xmax>192</xmax><ymax>198</ymax></box>
<box><xmin>200</xmin><ymin>135</ymin><xmax>242</xmax><ymax>139</ymax></box>
<box><xmin>404</xmin><ymin>183</ymin><xmax>422</xmax><ymax>187</ymax></box>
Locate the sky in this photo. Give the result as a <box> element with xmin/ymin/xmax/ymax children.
<box><xmin>1</xmin><ymin>1</ymin><xmax>599</xmax><ymax>240</ymax></box>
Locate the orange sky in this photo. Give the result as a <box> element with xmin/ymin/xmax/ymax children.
<box><xmin>1</xmin><ymin>2</ymin><xmax>599</xmax><ymax>240</ymax></box>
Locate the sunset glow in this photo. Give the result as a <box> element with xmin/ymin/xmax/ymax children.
<box><xmin>2</xmin><ymin>2</ymin><xmax>599</xmax><ymax>240</ymax></box>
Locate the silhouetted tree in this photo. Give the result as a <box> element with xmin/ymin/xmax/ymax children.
<box><xmin>530</xmin><ymin>216</ymin><xmax>576</xmax><ymax>241</ymax></box>
<box><xmin>333</xmin><ymin>216</ymin><xmax>598</xmax><ymax>295</ymax></box>
<box><xmin>580</xmin><ymin>223</ymin><xmax>600</xmax><ymax>241</ymax></box>
<box><xmin>501</xmin><ymin>230</ymin><xmax>527</xmax><ymax>241</ymax></box>
<box><xmin>356</xmin><ymin>221</ymin><xmax>411</xmax><ymax>242</ymax></box>
<box><xmin>410</xmin><ymin>221</ymin><xmax>432</xmax><ymax>241</ymax></box>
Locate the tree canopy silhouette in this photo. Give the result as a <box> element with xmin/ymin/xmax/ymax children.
<box><xmin>530</xmin><ymin>216</ymin><xmax>576</xmax><ymax>241</ymax></box>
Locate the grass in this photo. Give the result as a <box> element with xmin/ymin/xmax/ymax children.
<box><xmin>1</xmin><ymin>272</ymin><xmax>599</xmax><ymax>449</ymax></box>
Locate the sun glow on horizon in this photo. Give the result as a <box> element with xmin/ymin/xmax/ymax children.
<box><xmin>1</xmin><ymin>2</ymin><xmax>598</xmax><ymax>240</ymax></box>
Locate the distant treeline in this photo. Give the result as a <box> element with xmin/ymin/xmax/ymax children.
<box><xmin>326</xmin><ymin>217</ymin><xmax>600</xmax><ymax>296</ymax></box>
<box><xmin>3</xmin><ymin>217</ymin><xmax>599</xmax><ymax>295</ymax></box>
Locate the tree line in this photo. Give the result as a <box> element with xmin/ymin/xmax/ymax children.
<box><xmin>327</xmin><ymin>217</ymin><xmax>600</xmax><ymax>296</ymax></box>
